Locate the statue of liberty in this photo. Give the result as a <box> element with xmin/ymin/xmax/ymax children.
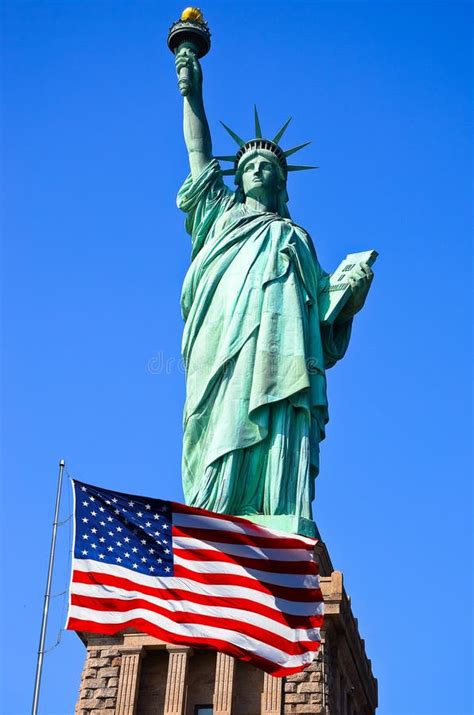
<box><xmin>172</xmin><ymin>18</ymin><xmax>374</xmax><ymax>536</ymax></box>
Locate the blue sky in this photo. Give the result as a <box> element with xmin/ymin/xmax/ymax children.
<box><xmin>1</xmin><ymin>1</ymin><xmax>472</xmax><ymax>713</ymax></box>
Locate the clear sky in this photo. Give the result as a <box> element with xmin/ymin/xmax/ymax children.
<box><xmin>1</xmin><ymin>1</ymin><xmax>472</xmax><ymax>714</ymax></box>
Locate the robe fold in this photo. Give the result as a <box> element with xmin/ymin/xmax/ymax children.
<box><xmin>178</xmin><ymin>159</ymin><xmax>352</xmax><ymax>523</ymax></box>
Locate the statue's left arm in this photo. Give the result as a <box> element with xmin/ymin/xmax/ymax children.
<box><xmin>318</xmin><ymin>262</ymin><xmax>374</xmax><ymax>369</ymax></box>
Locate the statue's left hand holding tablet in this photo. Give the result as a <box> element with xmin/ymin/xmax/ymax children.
<box><xmin>339</xmin><ymin>263</ymin><xmax>374</xmax><ymax>321</ymax></box>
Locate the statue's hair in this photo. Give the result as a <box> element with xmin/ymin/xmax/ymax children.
<box><xmin>233</xmin><ymin>149</ymin><xmax>291</xmax><ymax>219</ymax></box>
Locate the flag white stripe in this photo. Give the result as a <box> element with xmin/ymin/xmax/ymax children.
<box><xmin>173</xmin><ymin>512</ymin><xmax>316</xmax><ymax>546</ymax></box>
<box><xmin>173</xmin><ymin>553</ymin><xmax>318</xmax><ymax>589</ymax></box>
<box><xmin>68</xmin><ymin>604</ymin><xmax>318</xmax><ymax>669</ymax></box>
<box><xmin>70</xmin><ymin>581</ymin><xmax>321</xmax><ymax>643</ymax></box>
<box><xmin>172</xmin><ymin>536</ymin><xmax>310</xmax><ymax>562</ymax></box>
<box><xmin>72</xmin><ymin>559</ymin><xmax>321</xmax><ymax>616</ymax></box>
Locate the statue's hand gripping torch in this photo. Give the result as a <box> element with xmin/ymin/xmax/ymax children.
<box><xmin>167</xmin><ymin>7</ymin><xmax>211</xmax><ymax>97</ymax></box>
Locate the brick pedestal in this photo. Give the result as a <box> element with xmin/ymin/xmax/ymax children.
<box><xmin>74</xmin><ymin>543</ymin><xmax>377</xmax><ymax>714</ymax></box>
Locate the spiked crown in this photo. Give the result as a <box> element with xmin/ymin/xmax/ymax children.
<box><xmin>216</xmin><ymin>107</ymin><xmax>317</xmax><ymax>178</ymax></box>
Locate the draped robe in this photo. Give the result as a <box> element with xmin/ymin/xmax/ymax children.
<box><xmin>178</xmin><ymin>160</ymin><xmax>352</xmax><ymax>529</ymax></box>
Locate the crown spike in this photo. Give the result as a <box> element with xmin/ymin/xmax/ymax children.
<box><xmin>287</xmin><ymin>165</ymin><xmax>319</xmax><ymax>172</ymax></box>
<box><xmin>221</xmin><ymin>168</ymin><xmax>237</xmax><ymax>176</ymax></box>
<box><xmin>284</xmin><ymin>141</ymin><xmax>312</xmax><ymax>158</ymax></box>
<box><xmin>220</xmin><ymin>121</ymin><xmax>245</xmax><ymax>147</ymax></box>
<box><xmin>272</xmin><ymin>117</ymin><xmax>292</xmax><ymax>144</ymax></box>
<box><xmin>215</xmin><ymin>155</ymin><xmax>238</xmax><ymax>162</ymax></box>
<box><xmin>254</xmin><ymin>105</ymin><xmax>263</xmax><ymax>139</ymax></box>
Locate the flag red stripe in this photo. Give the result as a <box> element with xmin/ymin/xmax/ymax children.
<box><xmin>172</xmin><ymin>563</ymin><xmax>322</xmax><ymax>602</ymax></box>
<box><xmin>172</xmin><ymin>524</ymin><xmax>314</xmax><ymax>550</ymax></box>
<box><xmin>70</xmin><ymin>593</ymin><xmax>322</xmax><ymax>655</ymax></box>
<box><xmin>66</xmin><ymin>616</ymin><xmax>321</xmax><ymax>677</ymax></box>
<box><xmin>71</xmin><ymin>569</ymin><xmax>322</xmax><ymax>628</ymax></box>
<box><xmin>173</xmin><ymin>547</ymin><xmax>318</xmax><ymax>575</ymax></box>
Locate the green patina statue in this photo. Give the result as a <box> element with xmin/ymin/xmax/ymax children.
<box><xmin>173</xmin><ymin>22</ymin><xmax>374</xmax><ymax>537</ymax></box>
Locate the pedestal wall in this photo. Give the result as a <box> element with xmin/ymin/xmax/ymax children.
<box><xmin>74</xmin><ymin>545</ymin><xmax>377</xmax><ymax>715</ymax></box>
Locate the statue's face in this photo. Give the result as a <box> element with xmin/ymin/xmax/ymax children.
<box><xmin>240</xmin><ymin>153</ymin><xmax>281</xmax><ymax>199</ymax></box>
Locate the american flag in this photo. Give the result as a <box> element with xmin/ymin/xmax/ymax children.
<box><xmin>66</xmin><ymin>480</ymin><xmax>323</xmax><ymax>676</ymax></box>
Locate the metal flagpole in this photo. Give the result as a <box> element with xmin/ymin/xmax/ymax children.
<box><xmin>32</xmin><ymin>459</ymin><xmax>66</xmax><ymax>715</ymax></box>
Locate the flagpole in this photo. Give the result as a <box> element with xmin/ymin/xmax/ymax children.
<box><xmin>32</xmin><ymin>459</ymin><xmax>66</xmax><ymax>715</ymax></box>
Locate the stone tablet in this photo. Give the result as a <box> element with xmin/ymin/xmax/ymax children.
<box><xmin>320</xmin><ymin>250</ymin><xmax>378</xmax><ymax>324</ymax></box>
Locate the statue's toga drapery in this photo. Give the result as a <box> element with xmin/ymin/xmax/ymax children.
<box><xmin>178</xmin><ymin>160</ymin><xmax>352</xmax><ymax>524</ymax></box>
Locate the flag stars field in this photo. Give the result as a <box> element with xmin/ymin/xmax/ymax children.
<box><xmin>71</xmin><ymin>483</ymin><xmax>174</xmax><ymax>574</ymax></box>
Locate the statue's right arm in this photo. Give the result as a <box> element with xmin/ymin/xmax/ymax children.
<box><xmin>175</xmin><ymin>47</ymin><xmax>213</xmax><ymax>180</ymax></box>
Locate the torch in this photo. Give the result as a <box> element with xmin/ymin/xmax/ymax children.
<box><xmin>167</xmin><ymin>7</ymin><xmax>211</xmax><ymax>97</ymax></box>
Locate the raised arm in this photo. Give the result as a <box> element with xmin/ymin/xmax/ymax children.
<box><xmin>175</xmin><ymin>45</ymin><xmax>213</xmax><ymax>179</ymax></box>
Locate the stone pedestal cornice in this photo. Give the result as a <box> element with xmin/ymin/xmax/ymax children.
<box><xmin>321</xmin><ymin>571</ymin><xmax>378</xmax><ymax>713</ymax></box>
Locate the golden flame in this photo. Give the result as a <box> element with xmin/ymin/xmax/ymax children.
<box><xmin>180</xmin><ymin>7</ymin><xmax>204</xmax><ymax>23</ymax></box>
